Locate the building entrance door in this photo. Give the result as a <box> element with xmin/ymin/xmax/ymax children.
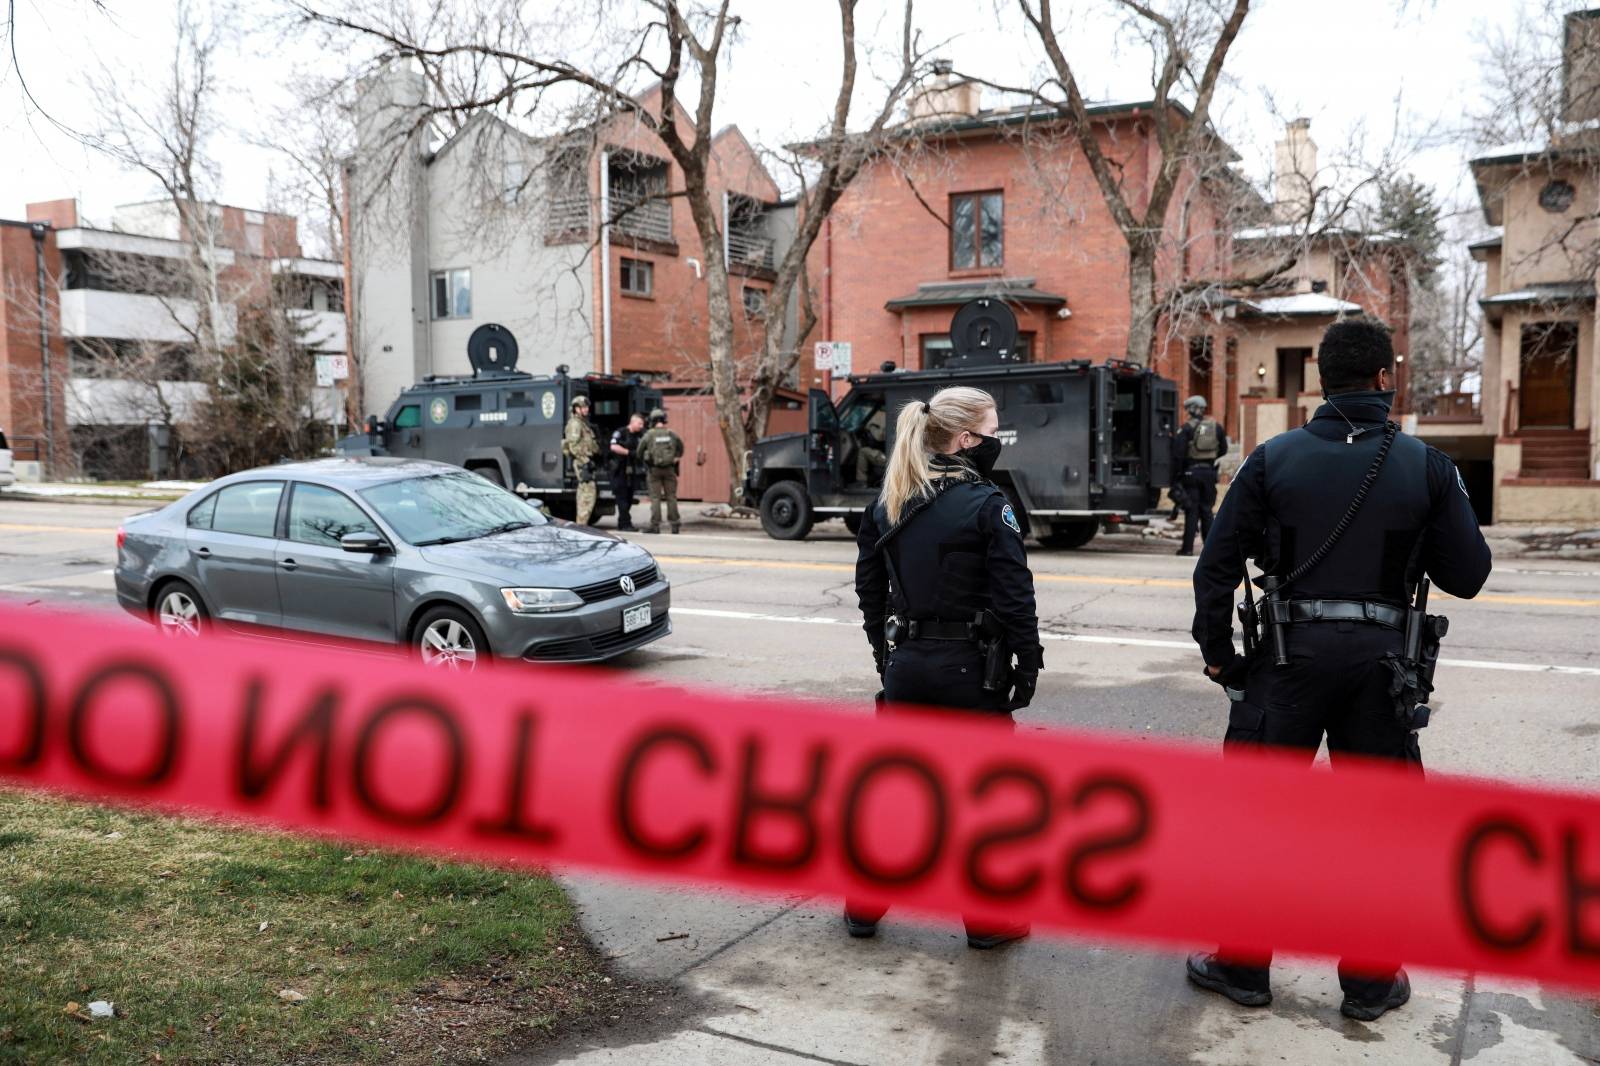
<box><xmin>1276</xmin><ymin>347</ymin><xmax>1311</xmax><ymax>401</ymax></box>
<box><xmin>1518</xmin><ymin>321</ymin><xmax>1578</xmax><ymax>429</ymax></box>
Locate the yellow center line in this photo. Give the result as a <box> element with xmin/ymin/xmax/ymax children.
<box><xmin>654</xmin><ymin>555</ymin><xmax>1600</xmax><ymax>608</ymax></box>
<box><xmin>0</xmin><ymin>522</ymin><xmax>117</xmax><ymax>535</ymax></box>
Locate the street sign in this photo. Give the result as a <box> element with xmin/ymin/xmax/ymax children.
<box><xmin>315</xmin><ymin>355</ymin><xmax>349</xmax><ymax>388</ymax></box>
<box><xmin>813</xmin><ymin>342</ymin><xmax>833</xmax><ymax>371</ymax></box>
<box><xmin>831</xmin><ymin>342</ymin><xmax>852</xmax><ymax>375</ymax></box>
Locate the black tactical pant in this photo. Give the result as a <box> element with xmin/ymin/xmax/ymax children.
<box><xmin>610</xmin><ymin>471</ymin><xmax>635</xmax><ymax>529</ymax></box>
<box><xmin>847</xmin><ymin>639</ymin><xmax>1015</xmax><ymax>935</ymax></box>
<box><xmin>1218</xmin><ymin>621</ymin><xmax>1423</xmax><ymax>1002</ymax></box>
<box><xmin>1180</xmin><ymin>464</ymin><xmax>1219</xmax><ymax>552</ymax></box>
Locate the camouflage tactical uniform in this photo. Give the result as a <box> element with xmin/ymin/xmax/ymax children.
<box><xmin>636</xmin><ymin>422</ymin><xmax>684</xmax><ymax>533</ymax></box>
<box><xmin>563</xmin><ymin>414</ymin><xmax>600</xmax><ymax>524</ymax></box>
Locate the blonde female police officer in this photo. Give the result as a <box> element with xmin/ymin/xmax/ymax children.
<box><xmin>848</xmin><ymin>385</ymin><xmax>1044</xmax><ymax>948</ymax></box>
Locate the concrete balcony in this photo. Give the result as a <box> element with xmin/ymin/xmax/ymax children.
<box><xmin>289</xmin><ymin>308</ymin><xmax>347</xmax><ymax>353</ymax></box>
<box><xmin>66</xmin><ymin>377</ymin><xmax>208</xmax><ymax>427</ymax></box>
<box><xmin>59</xmin><ymin>289</ymin><xmax>237</xmax><ymax>345</ymax></box>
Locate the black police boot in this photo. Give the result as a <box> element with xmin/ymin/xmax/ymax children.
<box><xmin>1176</xmin><ymin>548</ymin><xmax>1194</xmax><ymax>557</ymax></box>
<box><xmin>1185</xmin><ymin>953</ymin><xmax>1272</xmax><ymax>1007</ymax></box>
<box><xmin>843</xmin><ymin>912</ymin><xmax>878</xmax><ymax>939</ymax></box>
<box><xmin>966</xmin><ymin>924</ymin><xmax>1029</xmax><ymax>950</ymax></box>
<box><xmin>1340</xmin><ymin>970</ymin><xmax>1410</xmax><ymax>1022</ymax></box>
<box><xmin>643</xmin><ymin>526</ymin><xmax>660</xmax><ymax>534</ymax></box>
<box><xmin>670</xmin><ymin>523</ymin><xmax>681</xmax><ymax>534</ymax></box>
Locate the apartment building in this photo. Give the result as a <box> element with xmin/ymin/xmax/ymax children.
<box><xmin>347</xmin><ymin>62</ymin><xmax>793</xmax><ymax>417</ymax></box>
<box><xmin>1418</xmin><ymin>8</ymin><xmax>1600</xmax><ymax>523</ymax></box>
<box><xmin>0</xmin><ymin>197</ymin><xmax>344</xmax><ymax>479</ymax></box>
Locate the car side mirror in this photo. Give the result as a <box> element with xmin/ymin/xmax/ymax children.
<box><xmin>341</xmin><ymin>531</ymin><xmax>389</xmax><ymax>554</ymax></box>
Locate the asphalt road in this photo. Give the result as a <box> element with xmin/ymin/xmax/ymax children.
<box><xmin>2</xmin><ymin>496</ymin><xmax>1598</xmax><ymax>1065</ymax></box>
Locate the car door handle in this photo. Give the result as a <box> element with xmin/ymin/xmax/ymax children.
<box><xmin>195</xmin><ymin>546</ymin><xmax>211</xmax><ymax>558</ymax></box>
<box><xmin>280</xmin><ymin>558</ymin><xmax>298</xmax><ymax>571</ymax></box>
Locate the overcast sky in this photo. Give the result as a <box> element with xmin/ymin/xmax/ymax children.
<box><xmin>0</xmin><ymin>0</ymin><xmax>1543</xmax><ymax>248</ymax></box>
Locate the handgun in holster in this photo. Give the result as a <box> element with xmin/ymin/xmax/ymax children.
<box><xmin>976</xmin><ymin>610</ymin><xmax>1010</xmax><ymax>693</ymax></box>
<box><xmin>1387</xmin><ymin>578</ymin><xmax>1450</xmax><ymax>730</ymax></box>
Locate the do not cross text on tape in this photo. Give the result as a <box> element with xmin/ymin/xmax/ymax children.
<box><xmin>0</xmin><ymin>603</ymin><xmax>1597</xmax><ymax>991</ymax></box>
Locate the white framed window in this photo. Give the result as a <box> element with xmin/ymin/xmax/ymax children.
<box><xmin>620</xmin><ymin>257</ymin><xmax>653</xmax><ymax>297</ymax></box>
<box><xmin>431</xmin><ymin>268</ymin><xmax>472</xmax><ymax>320</ymax></box>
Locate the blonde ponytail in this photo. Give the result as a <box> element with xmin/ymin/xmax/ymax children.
<box><xmin>880</xmin><ymin>386</ymin><xmax>996</xmax><ymax>523</ymax></box>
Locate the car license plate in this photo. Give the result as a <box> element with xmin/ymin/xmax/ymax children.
<box><xmin>622</xmin><ymin>602</ymin><xmax>651</xmax><ymax>634</ymax></box>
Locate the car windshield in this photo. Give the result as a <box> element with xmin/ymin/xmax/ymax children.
<box><xmin>360</xmin><ymin>473</ymin><xmax>546</xmax><ymax>546</ymax></box>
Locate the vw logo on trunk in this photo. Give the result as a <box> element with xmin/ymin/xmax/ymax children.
<box><xmin>619</xmin><ymin>575</ymin><xmax>636</xmax><ymax>595</ymax></box>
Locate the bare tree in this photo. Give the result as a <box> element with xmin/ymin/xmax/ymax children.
<box><xmin>296</xmin><ymin>0</ymin><xmax>931</xmax><ymax>501</ymax></box>
<box><xmin>87</xmin><ymin>1</ymin><xmax>231</xmax><ymax>366</ymax></box>
<box><xmin>970</xmin><ymin>0</ymin><xmax>1251</xmax><ymax>365</ymax></box>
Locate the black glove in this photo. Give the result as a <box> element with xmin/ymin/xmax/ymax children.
<box><xmin>870</xmin><ymin>638</ymin><xmax>887</xmax><ymax>678</ymax></box>
<box><xmin>1005</xmin><ymin>669</ymin><xmax>1038</xmax><ymax>711</ymax></box>
<box><xmin>1205</xmin><ymin>652</ymin><xmax>1251</xmax><ymax>690</ymax></box>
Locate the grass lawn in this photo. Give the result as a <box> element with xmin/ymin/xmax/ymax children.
<box><xmin>0</xmin><ymin>789</ymin><xmax>644</xmax><ymax>1063</ymax></box>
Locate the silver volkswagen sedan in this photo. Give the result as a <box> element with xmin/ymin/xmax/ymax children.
<box><xmin>114</xmin><ymin>457</ymin><xmax>670</xmax><ymax>667</ymax></box>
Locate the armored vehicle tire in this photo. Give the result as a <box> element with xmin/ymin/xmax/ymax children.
<box><xmin>844</xmin><ymin>513</ymin><xmax>863</xmax><ymax>536</ymax></box>
<box><xmin>1038</xmin><ymin>519</ymin><xmax>1098</xmax><ymax>550</ymax></box>
<box><xmin>470</xmin><ymin>464</ymin><xmax>505</xmax><ymax>487</ymax></box>
<box><xmin>760</xmin><ymin>481</ymin><xmax>814</xmax><ymax>540</ymax></box>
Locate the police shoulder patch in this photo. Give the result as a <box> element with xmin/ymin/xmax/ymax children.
<box><xmin>1001</xmin><ymin>502</ymin><xmax>1022</xmax><ymax>534</ymax></box>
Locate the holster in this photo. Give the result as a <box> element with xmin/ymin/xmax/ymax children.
<box><xmin>1382</xmin><ymin>612</ymin><xmax>1449</xmax><ymax>730</ymax></box>
<box><xmin>977</xmin><ymin>610</ymin><xmax>1010</xmax><ymax>693</ymax></box>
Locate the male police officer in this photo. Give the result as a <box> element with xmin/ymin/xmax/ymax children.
<box><xmin>1172</xmin><ymin>395</ymin><xmax>1228</xmax><ymax>556</ymax></box>
<box><xmin>609</xmin><ymin>412</ymin><xmax>645</xmax><ymax>531</ymax></box>
<box><xmin>563</xmin><ymin>396</ymin><xmax>600</xmax><ymax>525</ymax></box>
<box><xmin>636</xmin><ymin>408</ymin><xmax>683</xmax><ymax>534</ymax></box>
<box><xmin>1186</xmin><ymin>318</ymin><xmax>1491</xmax><ymax>1021</ymax></box>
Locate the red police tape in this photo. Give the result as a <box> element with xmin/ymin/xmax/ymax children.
<box><xmin>1</xmin><ymin>602</ymin><xmax>1598</xmax><ymax>991</ymax></box>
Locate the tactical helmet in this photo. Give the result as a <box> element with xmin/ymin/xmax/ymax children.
<box><xmin>571</xmin><ymin>395</ymin><xmax>590</xmax><ymax>411</ymax></box>
<box><xmin>1184</xmin><ymin>395</ymin><xmax>1208</xmax><ymax>415</ymax></box>
<box><xmin>648</xmin><ymin>407</ymin><xmax>667</xmax><ymax>425</ymax></box>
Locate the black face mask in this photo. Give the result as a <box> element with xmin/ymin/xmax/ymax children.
<box><xmin>960</xmin><ymin>433</ymin><xmax>1003</xmax><ymax>477</ymax></box>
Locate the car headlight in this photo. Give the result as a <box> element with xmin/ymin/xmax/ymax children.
<box><xmin>500</xmin><ymin>587</ymin><xmax>583</xmax><ymax>613</ymax></box>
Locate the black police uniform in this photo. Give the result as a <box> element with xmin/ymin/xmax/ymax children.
<box><xmin>1190</xmin><ymin>389</ymin><xmax>1491</xmax><ymax>1005</ymax></box>
<box><xmin>850</xmin><ymin>452</ymin><xmax>1044</xmax><ymax>938</ymax></box>
<box><xmin>1172</xmin><ymin>417</ymin><xmax>1229</xmax><ymax>554</ymax></box>
<box><xmin>609</xmin><ymin>426</ymin><xmax>641</xmax><ymax>530</ymax></box>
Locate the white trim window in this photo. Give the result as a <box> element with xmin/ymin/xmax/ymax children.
<box><xmin>431</xmin><ymin>268</ymin><xmax>472</xmax><ymax>320</ymax></box>
<box><xmin>620</xmin><ymin>257</ymin><xmax>653</xmax><ymax>297</ymax></box>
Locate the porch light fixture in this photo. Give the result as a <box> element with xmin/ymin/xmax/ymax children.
<box><xmin>1396</xmin><ymin>354</ymin><xmax>1406</xmax><ymax>364</ymax></box>
<box><xmin>1255</xmin><ymin>363</ymin><xmax>1267</xmax><ymax>379</ymax></box>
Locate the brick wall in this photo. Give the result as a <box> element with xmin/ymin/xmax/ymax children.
<box><xmin>0</xmin><ymin>222</ymin><xmax>68</xmax><ymax>475</ymax></box>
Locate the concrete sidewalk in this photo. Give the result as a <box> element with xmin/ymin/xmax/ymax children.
<box><xmin>508</xmin><ymin>877</ymin><xmax>1599</xmax><ymax>1065</ymax></box>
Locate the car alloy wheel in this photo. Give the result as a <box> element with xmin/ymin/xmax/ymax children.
<box><xmin>157</xmin><ymin>589</ymin><xmax>202</xmax><ymax>637</ymax></box>
<box><xmin>420</xmin><ymin>617</ymin><xmax>479</xmax><ymax>670</ymax></box>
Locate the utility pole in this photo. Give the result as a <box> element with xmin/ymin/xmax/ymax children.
<box><xmin>29</xmin><ymin>223</ymin><xmax>55</xmax><ymax>478</ymax></box>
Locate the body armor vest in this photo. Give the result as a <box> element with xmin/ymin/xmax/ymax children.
<box><xmin>1263</xmin><ymin>424</ymin><xmax>1430</xmax><ymax>606</ymax></box>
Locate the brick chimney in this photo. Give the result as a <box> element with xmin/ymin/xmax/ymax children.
<box><xmin>1272</xmin><ymin>118</ymin><xmax>1317</xmax><ymax>224</ymax></box>
<box><xmin>1562</xmin><ymin>9</ymin><xmax>1600</xmax><ymax>126</ymax></box>
<box><xmin>25</xmin><ymin>199</ymin><xmax>78</xmax><ymax>229</ymax></box>
<box><xmin>908</xmin><ymin>60</ymin><xmax>983</xmax><ymax>123</ymax></box>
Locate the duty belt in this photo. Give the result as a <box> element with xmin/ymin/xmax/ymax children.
<box><xmin>1265</xmin><ymin>598</ymin><xmax>1405</xmax><ymax>631</ymax></box>
<box><xmin>904</xmin><ymin>619</ymin><xmax>979</xmax><ymax>641</ymax></box>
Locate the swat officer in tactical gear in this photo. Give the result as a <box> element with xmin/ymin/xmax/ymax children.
<box><xmin>849</xmin><ymin>385</ymin><xmax>1043</xmax><ymax>950</ymax></box>
<box><xmin>608</xmin><ymin>412</ymin><xmax>645</xmax><ymax>531</ymax></box>
<box><xmin>563</xmin><ymin>396</ymin><xmax>600</xmax><ymax>525</ymax></box>
<box><xmin>636</xmin><ymin>408</ymin><xmax>683</xmax><ymax>534</ymax></box>
<box><xmin>1186</xmin><ymin>318</ymin><xmax>1491</xmax><ymax>1021</ymax></box>
<box><xmin>1172</xmin><ymin>394</ymin><xmax>1228</xmax><ymax>556</ymax></box>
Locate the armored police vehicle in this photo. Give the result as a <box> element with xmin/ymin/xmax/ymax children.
<box><xmin>743</xmin><ymin>299</ymin><xmax>1178</xmax><ymax>548</ymax></box>
<box><xmin>335</xmin><ymin>324</ymin><xmax>663</xmax><ymax>520</ymax></box>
